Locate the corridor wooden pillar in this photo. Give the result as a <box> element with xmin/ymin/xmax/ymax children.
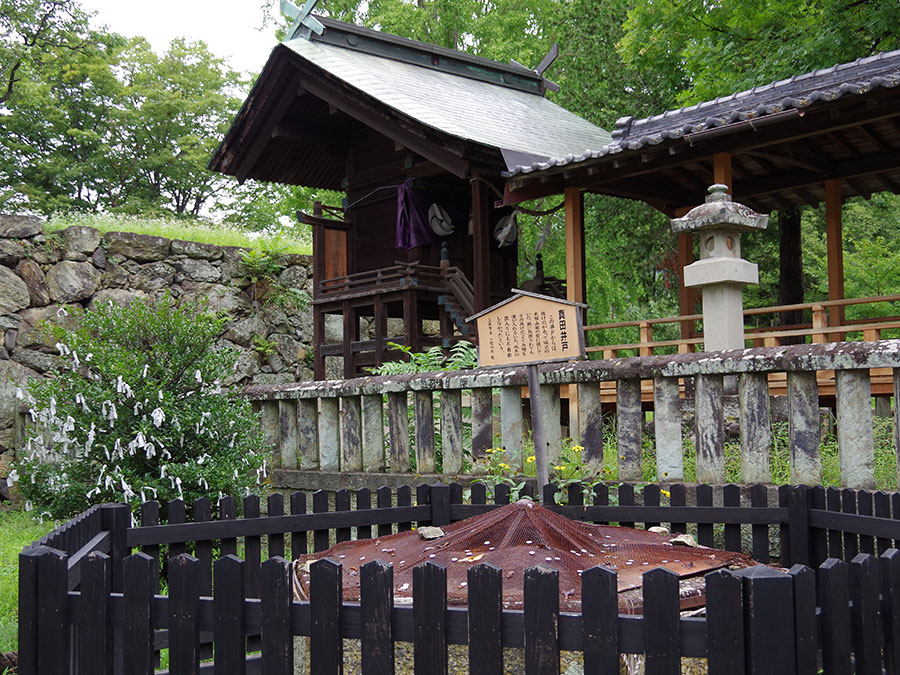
<box><xmin>714</xmin><ymin>152</ymin><xmax>732</xmax><ymax>189</ymax></box>
<box><xmin>564</xmin><ymin>187</ymin><xmax>585</xmax><ymax>438</ymax></box>
<box><xmin>825</xmin><ymin>179</ymin><xmax>845</xmax><ymax>334</ymax></box>
<box><xmin>471</xmin><ymin>178</ymin><xmax>492</xmax><ymax>312</ymax></box>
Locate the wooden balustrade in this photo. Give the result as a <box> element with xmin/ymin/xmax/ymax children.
<box><xmin>246</xmin><ymin>340</ymin><xmax>900</xmax><ymax>491</ymax></box>
<box><xmin>584</xmin><ymin>293</ymin><xmax>900</xmax><ymax>357</ymax></box>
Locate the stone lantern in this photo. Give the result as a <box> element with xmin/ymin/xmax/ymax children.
<box><xmin>671</xmin><ymin>184</ymin><xmax>768</xmax><ymax>352</ymax></box>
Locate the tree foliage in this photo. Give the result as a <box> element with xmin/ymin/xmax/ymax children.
<box><xmin>620</xmin><ymin>0</ymin><xmax>900</xmax><ymax>105</ymax></box>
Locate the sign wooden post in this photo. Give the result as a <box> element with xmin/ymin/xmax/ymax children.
<box><xmin>468</xmin><ymin>290</ymin><xmax>587</xmax><ymax>501</ymax></box>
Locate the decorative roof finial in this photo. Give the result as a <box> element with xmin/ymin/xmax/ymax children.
<box><xmin>280</xmin><ymin>0</ymin><xmax>324</xmax><ymax>41</ymax></box>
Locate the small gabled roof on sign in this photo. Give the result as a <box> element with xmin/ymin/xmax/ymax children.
<box><xmin>466</xmin><ymin>289</ymin><xmax>588</xmax><ymax>323</ymax></box>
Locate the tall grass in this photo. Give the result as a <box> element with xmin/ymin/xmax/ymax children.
<box><xmin>0</xmin><ymin>510</ymin><xmax>57</xmax><ymax>653</ymax></box>
<box><xmin>45</xmin><ymin>213</ymin><xmax>312</xmax><ymax>255</ymax></box>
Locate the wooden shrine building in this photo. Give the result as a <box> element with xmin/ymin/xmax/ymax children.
<box><xmin>210</xmin><ymin>16</ymin><xmax>610</xmax><ymax>379</ymax></box>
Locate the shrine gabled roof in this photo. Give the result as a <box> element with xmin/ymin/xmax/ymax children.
<box><xmin>209</xmin><ymin>16</ymin><xmax>611</xmax><ymax>183</ymax></box>
<box><xmin>505</xmin><ymin>48</ymin><xmax>900</xmax><ymax>177</ymax></box>
<box><xmin>281</xmin><ymin>32</ymin><xmax>611</xmax><ymax>168</ymax></box>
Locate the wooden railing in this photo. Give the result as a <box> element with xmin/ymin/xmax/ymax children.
<box><xmin>247</xmin><ymin>340</ymin><xmax>900</xmax><ymax>491</ymax></box>
<box><xmin>441</xmin><ymin>265</ymin><xmax>475</xmax><ymax>318</ymax></box>
<box><xmin>585</xmin><ymin>293</ymin><xmax>900</xmax><ymax>357</ymax></box>
<box><xmin>316</xmin><ymin>261</ymin><xmax>450</xmax><ymax>301</ymax></box>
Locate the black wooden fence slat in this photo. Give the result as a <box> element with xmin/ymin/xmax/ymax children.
<box><xmin>619</xmin><ymin>484</ymin><xmax>635</xmax><ymax>529</ymax></box>
<box><xmin>669</xmin><ymin>483</ymin><xmax>686</xmax><ymax>534</ymax></box>
<box><xmin>194</xmin><ymin>497</ymin><xmax>213</xmax><ymax>596</ymax></box>
<box><xmin>705</xmin><ymin>569</ymin><xmax>743</xmax><ymax>675</ymax></box>
<box><xmin>467</xmin><ymin>563</ymin><xmax>503</xmax><ymax>675</ymax></box>
<box><xmin>140</xmin><ymin>501</ymin><xmax>161</xmax><ymax>593</ymax></box>
<box><xmin>449</xmin><ymin>482</ymin><xmax>464</xmax><ymax>505</ymax></box>
<box><xmin>80</xmin><ymin>552</ymin><xmax>111</xmax><ymax>675</ymax></box>
<box><xmin>723</xmin><ymin>484</ymin><xmax>741</xmax><ymax>552</ymax></box>
<box><xmin>524</xmin><ymin>564</ymin><xmax>559</xmax><ymax>675</ymax></box>
<box><xmin>219</xmin><ymin>496</ymin><xmax>237</xmax><ymax>558</ymax></box>
<box><xmin>592</xmin><ymin>483</ymin><xmax>609</xmax><ymax>525</ymax></box>
<box><xmin>168</xmin><ymin>499</ymin><xmax>187</xmax><ymax>559</ymax></box>
<box><xmin>169</xmin><ymin>554</ymin><xmax>200</xmax><ymax>675</ymax></box>
<box><xmin>397</xmin><ymin>485</ymin><xmax>413</xmax><ymax>532</ymax></box>
<box><xmin>494</xmin><ymin>482</ymin><xmax>510</xmax><ymax>505</ymax></box>
<box><xmin>376</xmin><ymin>486</ymin><xmax>393</xmax><ymax>537</ymax></box>
<box><xmin>542</xmin><ymin>483</ymin><xmax>557</xmax><ymax>507</ymax></box>
<box><xmin>851</xmin><ymin>553</ymin><xmax>883</xmax><ymax>675</ymax></box>
<box><xmin>214</xmin><ymin>555</ymin><xmax>246</xmax><ymax>675</ymax></box>
<box><xmin>310</xmin><ymin>559</ymin><xmax>343</xmax><ymax>675</ymax></box>
<box><xmin>471</xmin><ymin>481</ymin><xmax>487</xmax><ymax>505</ymax></box>
<box><xmin>414</xmin><ymin>561</ymin><xmax>448</xmax><ymax>675</ymax></box>
<box><xmin>893</xmin><ymin>492</ymin><xmax>900</xmax><ymax>550</ymax></box>
<box><xmin>361</xmin><ymin>560</ymin><xmax>394</xmax><ymax>674</ymax></box>
<box><xmin>858</xmin><ymin>490</ymin><xmax>876</xmax><ymax>556</ymax></box>
<box><xmin>356</xmin><ymin>488</ymin><xmax>373</xmax><ymax>541</ymax></box>
<box><xmin>123</xmin><ymin>553</ymin><xmax>155</xmax><ymax>675</ymax></box>
<box><xmin>874</xmin><ymin>491</ymin><xmax>891</xmax><ymax>554</ymax></box>
<box><xmin>581</xmin><ymin>565</ymin><xmax>618</xmax><ymax>675</ymax></box>
<box><xmin>260</xmin><ymin>557</ymin><xmax>293</xmax><ymax>675</ymax></box>
<box><xmin>778</xmin><ymin>485</ymin><xmax>791</xmax><ymax>567</ymax></box>
<box><xmin>789</xmin><ymin>486</ymin><xmax>812</xmax><ymax>567</ymax></box>
<box><xmin>313</xmin><ymin>490</ymin><xmax>330</xmax><ymax>552</ymax></box>
<box><xmin>18</xmin><ymin>546</ymin><xmax>41</xmax><ymax>674</ymax></box>
<box><xmin>643</xmin><ymin>484</ymin><xmax>660</xmax><ymax>529</ymax></box>
<box><xmin>697</xmin><ymin>485</ymin><xmax>714</xmax><ymax>548</ymax></box>
<box><xmin>568</xmin><ymin>483</ymin><xmax>584</xmax><ymax>508</ymax></box>
<box><xmin>788</xmin><ymin>564</ymin><xmax>817</xmax><ymax>675</ymax></box>
<box><xmin>268</xmin><ymin>493</ymin><xmax>285</xmax><ymax>559</ymax></box>
<box><xmin>740</xmin><ymin>567</ymin><xmax>795</xmax><ymax>675</ymax></box>
<box><xmin>880</xmin><ymin>549</ymin><xmax>900</xmax><ymax>675</ymax></box>
<box><xmin>643</xmin><ymin>568</ymin><xmax>680</xmax><ymax>675</ymax></box>
<box><xmin>842</xmin><ymin>488</ymin><xmax>860</xmax><ymax>562</ymax></box>
<box><xmin>243</xmin><ymin>495</ymin><xmax>261</xmax><ymax>599</ymax></box>
<box><xmin>37</xmin><ymin>546</ymin><xmax>68</xmax><ymax>675</ymax></box>
<box><xmin>417</xmin><ymin>483</ymin><xmax>432</xmax><ymax>527</ymax></box>
<box><xmin>826</xmin><ymin>487</ymin><xmax>843</xmax><ymax>560</ymax></box>
<box><xmin>818</xmin><ymin>558</ymin><xmax>851</xmax><ymax>673</ymax></box>
<box><xmin>750</xmin><ymin>485</ymin><xmax>769</xmax><ymax>564</ymax></box>
<box><xmin>335</xmin><ymin>489</ymin><xmax>352</xmax><ymax>543</ymax></box>
<box><xmin>290</xmin><ymin>491</ymin><xmax>308</xmax><ymax>558</ymax></box>
<box><xmin>810</xmin><ymin>486</ymin><xmax>828</xmax><ymax>566</ymax></box>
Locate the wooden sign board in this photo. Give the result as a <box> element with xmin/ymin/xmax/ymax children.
<box><xmin>468</xmin><ymin>290</ymin><xmax>586</xmax><ymax>368</ymax></box>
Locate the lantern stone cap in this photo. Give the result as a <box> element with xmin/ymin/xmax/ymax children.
<box><xmin>671</xmin><ymin>184</ymin><xmax>769</xmax><ymax>234</ymax></box>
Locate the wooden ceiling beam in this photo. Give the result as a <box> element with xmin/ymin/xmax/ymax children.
<box><xmin>235</xmin><ymin>75</ymin><xmax>305</xmax><ymax>183</ymax></box>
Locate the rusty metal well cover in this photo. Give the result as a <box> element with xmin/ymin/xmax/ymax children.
<box><xmin>293</xmin><ymin>499</ymin><xmax>757</xmax><ymax>612</ymax></box>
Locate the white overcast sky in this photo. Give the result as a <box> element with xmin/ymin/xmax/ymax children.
<box><xmin>79</xmin><ymin>0</ymin><xmax>281</xmax><ymax>75</ymax></box>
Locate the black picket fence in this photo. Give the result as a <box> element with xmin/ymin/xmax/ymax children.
<box><xmin>19</xmin><ymin>481</ymin><xmax>900</xmax><ymax>674</ymax></box>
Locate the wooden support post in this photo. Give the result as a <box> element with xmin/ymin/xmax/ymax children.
<box><xmin>565</xmin><ymin>187</ymin><xmax>586</xmax><ymax>437</ymax></box>
<box><xmin>675</xmin><ymin>210</ymin><xmax>697</xmax><ymax>344</ymax></box>
<box><xmin>713</xmin><ymin>152</ymin><xmax>732</xmax><ymax>190</ymax></box>
<box><xmin>471</xmin><ymin>178</ymin><xmax>492</xmax><ymax>312</ymax></box>
<box><xmin>826</xmin><ymin>179</ymin><xmax>845</xmax><ymax>338</ymax></box>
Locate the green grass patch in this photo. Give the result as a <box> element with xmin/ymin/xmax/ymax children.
<box><xmin>45</xmin><ymin>213</ymin><xmax>312</xmax><ymax>255</ymax></box>
<box><xmin>0</xmin><ymin>509</ymin><xmax>57</xmax><ymax>653</ymax></box>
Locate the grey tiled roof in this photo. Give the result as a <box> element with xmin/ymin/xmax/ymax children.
<box><xmin>283</xmin><ymin>37</ymin><xmax>612</xmax><ymax>166</ymax></box>
<box><xmin>505</xmin><ymin>48</ymin><xmax>900</xmax><ymax>177</ymax></box>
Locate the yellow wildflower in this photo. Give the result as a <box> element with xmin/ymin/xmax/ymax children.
<box><xmin>498</xmin><ymin>462</ymin><xmax>510</xmax><ymax>470</ymax></box>
<box><xmin>660</xmin><ymin>489</ymin><xmax>671</xmax><ymax>498</ymax></box>
<box><xmin>526</xmin><ymin>455</ymin><xmax>536</xmax><ymax>464</ymax></box>
<box><xmin>554</xmin><ymin>465</ymin><xmax>565</xmax><ymax>471</ymax></box>
<box><xmin>571</xmin><ymin>444</ymin><xmax>584</xmax><ymax>452</ymax></box>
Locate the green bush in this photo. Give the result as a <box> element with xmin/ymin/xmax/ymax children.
<box><xmin>11</xmin><ymin>297</ymin><xmax>267</xmax><ymax>518</ymax></box>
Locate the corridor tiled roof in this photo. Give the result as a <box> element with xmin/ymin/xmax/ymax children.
<box><xmin>505</xmin><ymin>49</ymin><xmax>900</xmax><ymax>177</ymax></box>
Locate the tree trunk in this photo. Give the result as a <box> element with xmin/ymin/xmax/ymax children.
<box><xmin>778</xmin><ymin>207</ymin><xmax>804</xmax><ymax>344</ymax></box>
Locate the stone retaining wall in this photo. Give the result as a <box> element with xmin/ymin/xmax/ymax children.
<box><xmin>0</xmin><ymin>213</ymin><xmax>314</xmax><ymax>468</ymax></box>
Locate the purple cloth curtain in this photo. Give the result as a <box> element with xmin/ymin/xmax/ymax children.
<box><xmin>396</xmin><ymin>183</ymin><xmax>439</xmax><ymax>250</ymax></box>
